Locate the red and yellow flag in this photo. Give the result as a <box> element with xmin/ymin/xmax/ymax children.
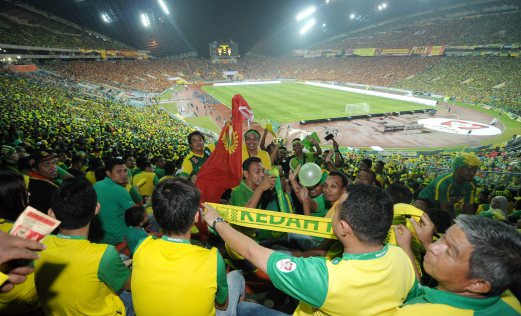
<box><xmin>196</xmin><ymin>94</ymin><xmax>253</xmax><ymax>203</ymax></box>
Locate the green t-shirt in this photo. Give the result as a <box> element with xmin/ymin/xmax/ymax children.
<box><xmin>267</xmin><ymin>245</ymin><xmax>419</xmax><ymax>315</ymax></box>
<box><xmin>126</xmin><ymin>226</ymin><xmax>148</xmax><ymax>255</ymax></box>
<box><xmin>94</xmin><ymin>177</ymin><xmax>135</xmax><ymax>245</ymax></box>
<box><xmin>155</xmin><ymin>167</ymin><xmax>165</xmax><ymax>179</ymax></box>
<box><xmin>398</xmin><ymin>287</ymin><xmax>521</xmax><ymax>316</ymax></box>
<box><xmin>418</xmin><ymin>172</ymin><xmax>476</xmax><ymax>209</ymax></box>
<box><xmin>312</xmin><ymin>194</ymin><xmax>329</xmax><ymax>218</ymax></box>
<box><xmin>229</xmin><ymin>181</ymin><xmax>257</xmax><ymax>237</ymax></box>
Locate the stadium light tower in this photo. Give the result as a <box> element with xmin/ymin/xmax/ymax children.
<box><xmin>141</xmin><ymin>13</ymin><xmax>151</xmax><ymax>27</ymax></box>
<box><xmin>158</xmin><ymin>0</ymin><xmax>170</xmax><ymax>15</ymax></box>
<box><xmin>300</xmin><ymin>18</ymin><xmax>316</xmax><ymax>35</ymax></box>
<box><xmin>296</xmin><ymin>6</ymin><xmax>316</xmax><ymax>21</ymax></box>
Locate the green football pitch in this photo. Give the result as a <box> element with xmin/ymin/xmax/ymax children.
<box><xmin>202</xmin><ymin>82</ymin><xmax>432</xmax><ymax>123</ymax></box>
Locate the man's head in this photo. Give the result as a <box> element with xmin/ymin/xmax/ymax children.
<box><xmin>423</xmin><ymin>215</ymin><xmax>521</xmax><ymax>297</ymax></box>
<box><xmin>244</xmin><ymin>129</ymin><xmax>261</xmax><ymax>153</ymax></box>
<box><xmin>125</xmin><ymin>156</ymin><xmax>136</xmax><ymax>169</ymax></box>
<box><xmin>324</xmin><ymin>171</ymin><xmax>349</xmax><ymax>203</ymax></box>
<box><xmin>105</xmin><ymin>158</ymin><xmax>128</xmax><ymax>185</ymax></box>
<box><xmin>136</xmin><ymin>157</ymin><xmax>153</xmax><ymax>172</ymax></box>
<box><xmin>292</xmin><ymin>138</ymin><xmax>303</xmax><ymax>155</ymax></box>
<box><xmin>452</xmin><ymin>153</ymin><xmax>480</xmax><ymax>182</ymax></box>
<box><xmin>333</xmin><ymin>184</ymin><xmax>394</xmax><ymax>246</ymax></box>
<box><xmin>153</xmin><ymin>156</ymin><xmax>165</xmax><ymax>168</ymax></box>
<box><xmin>125</xmin><ymin>205</ymin><xmax>148</xmax><ymax>228</ymax></box>
<box><xmin>355</xmin><ymin>169</ymin><xmax>376</xmax><ymax>186</ymax></box>
<box><xmin>50</xmin><ymin>177</ymin><xmax>98</xmax><ymax>230</ymax></box>
<box><xmin>152</xmin><ymin>178</ymin><xmax>201</xmax><ymax>236</ymax></box>
<box><xmin>243</xmin><ymin>157</ymin><xmax>265</xmax><ymax>189</ymax></box>
<box><xmin>375</xmin><ymin>161</ymin><xmax>385</xmax><ymax>173</ymax></box>
<box><xmin>29</xmin><ymin>151</ymin><xmax>58</xmax><ymax>179</ymax></box>
<box><xmin>164</xmin><ymin>161</ymin><xmax>176</xmax><ymax>176</ymax></box>
<box><xmin>359</xmin><ymin>158</ymin><xmax>372</xmax><ymax>171</ymax></box>
<box><xmin>188</xmin><ymin>131</ymin><xmax>205</xmax><ymax>153</ymax></box>
<box><xmin>0</xmin><ymin>145</ymin><xmax>19</xmax><ymax>167</ymax></box>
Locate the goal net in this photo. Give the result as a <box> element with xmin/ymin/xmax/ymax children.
<box><xmin>345</xmin><ymin>103</ymin><xmax>370</xmax><ymax>115</ymax></box>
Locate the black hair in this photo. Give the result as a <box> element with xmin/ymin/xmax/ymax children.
<box><xmin>50</xmin><ymin>177</ymin><xmax>97</xmax><ymax>230</ymax></box>
<box><xmin>328</xmin><ymin>171</ymin><xmax>349</xmax><ymax>188</ymax></box>
<box><xmin>152</xmin><ymin>178</ymin><xmax>200</xmax><ymax>235</ymax></box>
<box><xmin>136</xmin><ymin>156</ymin><xmax>151</xmax><ymax>170</ymax></box>
<box><xmin>361</xmin><ymin>158</ymin><xmax>373</xmax><ymax>169</ymax></box>
<box><xmin>187</xmin><ymin>131</ymin><xmax>205</xmax><ymax>144</ymax></box>
<box><xmin>242</xmin><ymin>157</ymin><xmax>262</xmax><ymax>172</ymax></box>
<box><xmin>0</xmin><ymin>170</ymin><xmax>28</xmax><ymax>221</ymax></box>
<box><xmin>386</xmin><ymin>183</ymin><xmax>413</xmax><ymax>205</ymax></box>
<box><xmin>105</xmin><ymin>158</ymin><xmax>126</xmax><ymax>173</ymax></box>
<box><xmin>125</xmin><ymin>205</ymin><xmax>147</xmax><ymax>227</ymax></box>
<box><xmin>425</xmin><ymin>208</ymin><xmax>452</xmax><ymax>234</ymax></box>
<box><xmin>339</xmin><ymin>184</ymin><xmax>394</xmax><ymax>245</ymax></box>
<box><xmin>164</xmin><ymin>161</ymin><xmax>176</xmax><ymax>175</ymax></box>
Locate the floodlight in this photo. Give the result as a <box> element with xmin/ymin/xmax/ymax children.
<box><xmin>349</xmin><ymin>13</ymin><xmax>356</xmax><ymax>19</ymax></box>
<box><xmin>300</xmin><ymin>18</ymin><xmax>316</xmax><ymax>35</ymax></box>
<box><xmin>382</xmin><ymin>3</ymin><xmax>387</xmax><ymax>8</ymax></box>
<box><xmin>296</xmin><ymin>6</ymin><xmax>316</xmax><ymax>21</ymax></box>
<box><xmin>377</xmin><ymin>5</ymin><xmax>382</xmax><ymax>10</ymax></box>
<box><xmin>158</xmin><ymin>0</ymin><xmax>170</xmax><ymax>15</ymax></box>
<box><xmin>101</xmin><ymin>12</ymin><xmax>111</xmax><ymax>23</ymax></box>
<box><xmin>141</xmin><ymin>13</ymin><xmax>150</xmax><ymax>27</ymax></box>
<box><xmin>325</xmin><ymin>0</ymin><xmax>330</xmax><ymax>4</ymax></box>
<box><xmin>17</xmin><ymin>55</ymin><xmax>21</xmax><ymax>59</ymax></box>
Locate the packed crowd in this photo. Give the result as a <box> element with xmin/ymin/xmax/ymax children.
<box><xmin>42</xmin><ymin>54</ymin><xmax>519</xmax><ymax>115</ymax></box>
<box><xmin>0</xmin><ymin>73</ymin><xmax>195</xmax><ymax>163</ymax></box>
<box><xmin>392</xmin><ymin>56</ymin><xmax>521</xmax><ymax>114</ymax></box>
<box><xmin>322</xmin><ymin>11</ymin><xmax>521</xmax><ymax>50</ymax></box>
<box><xmin>43</xmin><ymin>56</ymin><xmax>438</xmax><ymax>93</ymax></box>
<box><xmin>1</xmin><ymin>113</ymin><xmax>520</xmax><ymax>315</ymax></box>
<box><xmin>0</xmin><ymin>16</ymin><xmax>127</xmax><ymax>50</ymax></box>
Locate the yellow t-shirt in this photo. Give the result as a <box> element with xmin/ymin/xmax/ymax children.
<box><xmin>132</xmin><ymin>171</ymin><xmax>157</xmax><ymax>196</ymax></box>
<box><xmin>242</xmin><ymin>145</ymin><xmax>272</xmax><ymax>170</ymax></box>
<box><xmin>132</xmin><ymin>236</ymin><xmax>220</xmax><ymax>316</ymax></box>
<box><xmin>35</xmin><ymin>235</ymin><xmax>128</xmax><ymax>316</ymax></box>
<box><xmin>0</xmin><ymin>220</ymin><xmax>40</xmax><ymax>315</ymax></box>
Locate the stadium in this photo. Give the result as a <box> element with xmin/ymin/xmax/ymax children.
<box><xmin>0</xmin><ymin>0</ymin><xmax>521</xmax><ymax>315</ymax></box>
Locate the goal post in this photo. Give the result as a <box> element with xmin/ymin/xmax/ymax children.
<box><xmin>345</xmin><ymin>103</ymin><xmax>370</xmax><ymax>115</ymax></box>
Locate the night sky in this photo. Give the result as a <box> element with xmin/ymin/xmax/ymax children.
<box><xmin>17</xmin><ymin>0</ymin><xmax>493</xmax><ymax>57</ymax></box>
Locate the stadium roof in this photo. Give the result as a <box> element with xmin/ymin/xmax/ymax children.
<box><xmin>3</xmin><ymin>0</ymin><xmax>519</xmax><ymax>57</ymax></box>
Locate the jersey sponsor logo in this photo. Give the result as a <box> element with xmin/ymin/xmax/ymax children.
<box><xmin>276</xmin><ymin>259</ymin><xmax>297</xmax><ymax>273</ymax></box>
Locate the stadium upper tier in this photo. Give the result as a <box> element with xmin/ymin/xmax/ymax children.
<box><xmin>315</xmin><ymin>11</ymin><xmax>521</xmax><ymax>50</ymax></box>
<box><xmin>0</xmin><ymin>15</ymin><xmax>128</xmax><ymax>50</ymax></box>
<box><xmin>42</xmin><ymin>56</ymin><xmax>521</xmax><ymax>113</ymax></box>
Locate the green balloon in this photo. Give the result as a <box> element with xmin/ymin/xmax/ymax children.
<box><xmin>299</xmin><ymin>163</ymin><xmax>322</xmax><ymax>187</ymax></box>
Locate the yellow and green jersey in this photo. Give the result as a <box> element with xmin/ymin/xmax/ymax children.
<box><xmin>418</xmin><ymin>172</ymin><xmax>476</xmax><ymax>209</ymax></box>
<box><xmin>267</xmin><ymin>244</ymin><xmax>418</xmax><ymax>316</ymax></box>
<box><xmin>34</xmin><ymin>234</ymin><xmax>130</xmax><ymax>316</ymax></box>
<box><xmin>131</xmin><ymin>235</ymin><xmax>228</xmax><ymax>316</ymax></box>
<box><xmin>179</xmin><ymin>145</ymin><xmax>214</xmax><ymax>178</ymax></box>
<box><xmin>397</xmin><ymin>287</ymin><xmax>521</xmax><ymax>316</ymax></box>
